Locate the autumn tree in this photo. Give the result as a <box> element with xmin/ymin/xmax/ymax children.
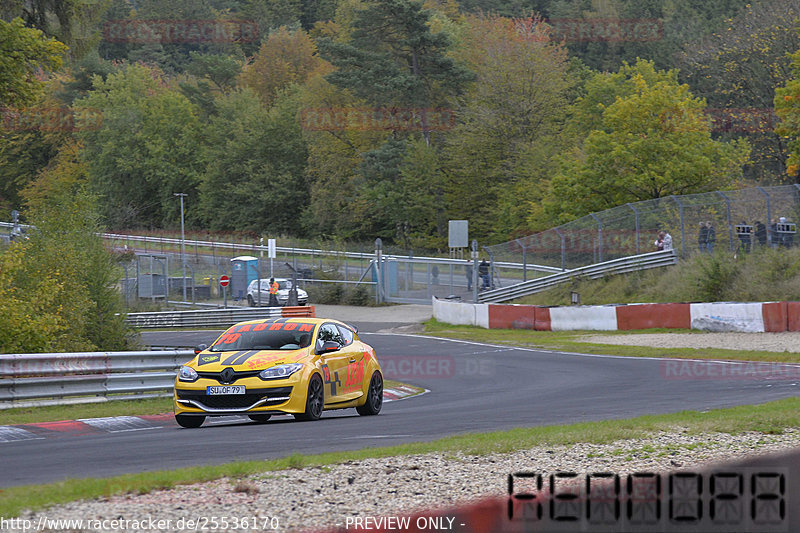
<box><xmin>239</xmin><ymin>27</ymin><xmax>329</xmax><ymax>108</ymax></box>
<box><xmin>443</xmin><ymin>15</ymin><xmax>576</xmax><ymax>239</ymax></box>
<box><xmin>0</xmin><ymin>189</ymin><xmax>133</xmax><ymax>353</ymax></box>
<box><xmin>680</xmin><ymin>0</ymin><xmax>800</xmax><ymax>181</ymax></box>
<box><xmin>0</xmin><ymin>18</ymin><xmax>67</xmax><ymax>108</ymax></box>
<box><xmin>775</xmin><ymin>28</ymin><xmax>800</xmax><ymax>180</ymax></box>
<box><xmin>547</xmin><ymin>60</ymin><xmax>750</xmax><ymax>222</ymax></box>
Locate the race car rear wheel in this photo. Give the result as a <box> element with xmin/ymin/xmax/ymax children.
<box><xmin>294</xmin><ymin>374</ymin><xmax>323</xmax><ymax>421</ymax></box>
<box><xmin>248</xmin><ymin>414</ymin><xmax>272</xmax><ymax>423</ymax></box>
<box><xmin>356</xmin><ymin>371</ymin><xmax>383</xmax><ymax>416</ymax></box>
<box><xmin>175</xmin><ymin>414</ymin><xmax>205</xmax><ymax>428</ymax></box>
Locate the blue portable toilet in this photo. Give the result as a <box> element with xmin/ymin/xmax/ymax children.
<box><xmin>230</xmin><ymin>256</ymin><xmax>260</xmax><ymax>300</ymax></box>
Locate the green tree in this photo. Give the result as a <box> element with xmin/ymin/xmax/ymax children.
<box><xmin>75</xmin><ymin>64</ymin><xmax>203</xmax><ymax>229</ymax></box>
<box><xmin>0</xmin><ymin>18</ymin><xmax>67</xmax><ymax>108</ymax></box>
<box><xmin>680</xmin><ymin>0</ymin><xmax>800</xmax><ymax>181</ymax></box>
<box><xmin>0</xmin><ymin>189</ymin><xmax>132</xmax><ymax>353</ymax></box>
<box><xmin>775</xmin><ymin>31</ymin><xmax>800</xmax><ymax>180</ymax></box>
<box><xmin>198</xmin><ymin>88</ymin><xmax>310</xmax><ymax>234</ymax></box>
<box><xmin>547</xmin><ymin>60</ymin><xmax>750</xmax><ymax>222</ymax></box>
<box><xmin>443</xmin><ymin>15</ymin><xmax>576</xmax><ymax>240</ymax></box>
<box><xmin>317</xmin><ymin>0</ymin><xmax>473</xmax><ymax>145</ymax></box>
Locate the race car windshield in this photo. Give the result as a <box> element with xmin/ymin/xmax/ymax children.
<box><xmin>209</xmin><ymin>322</ymin><xmax>316</xmax><ymax>352</ymax></box>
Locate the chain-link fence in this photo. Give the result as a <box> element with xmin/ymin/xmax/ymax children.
<box><xmin>486</xmin><ymin>185</ymin><xmax>800</xmax><ymax>271</ymax></box>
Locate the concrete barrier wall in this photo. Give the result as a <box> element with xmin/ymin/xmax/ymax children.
<box><xmin>434</xmin><ymin>298</ymin><xmax>800</xmax><ymax>333</ymax></box>
<box><xmin>432</xmin><ymin>298</ymin><xmax>489</xmax><ymax>328</ymax></box>
<box><xmin>689</xmin><ymin>302</ymin><xmax>765</xmax><ymax>333</ymax></box>
<box><xmin>549</xmin><ymin>305</ymin><xmax>618</xmax><ymax>331</ymax></box>
<box><xmin>617</xmin><ymin>303</ymin><xmax>690</xmax><ymax>330</ymax></box>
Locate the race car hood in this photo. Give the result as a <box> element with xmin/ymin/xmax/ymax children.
<box><xmin>192</xmin><ymin>348</ymin><xmax>313</xmax><ymax>371</ymax></box>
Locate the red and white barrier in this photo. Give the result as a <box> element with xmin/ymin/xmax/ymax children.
<box><xmin>433</xmin><ymin>298</ymin><xmax>800</xmax><ymax>333</ymax></box>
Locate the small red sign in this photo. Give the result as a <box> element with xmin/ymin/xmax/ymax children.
<box><xmin>219</xmin><ymin>275</ymin><xmax>230</xmax><ymax>287</ymax></box>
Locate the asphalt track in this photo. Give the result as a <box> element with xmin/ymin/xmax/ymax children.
<box><xmin>2</xmin><ymin>329</ymin><xmax>799</xmax><ymax>488</ymax></box>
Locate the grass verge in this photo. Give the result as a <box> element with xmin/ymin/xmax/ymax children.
<box><xmin>3</xmin><ymin>397</ymin><xmax>800</xmax><ymax>517</ymax></box>
<box><xmin>423</xmin><ymin>319</ymin><xmax>800</xmax><ymax>362</ymax></box>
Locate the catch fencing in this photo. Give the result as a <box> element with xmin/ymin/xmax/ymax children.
<box><xmin>0</xmin><ymin>350</ymin><xmax>192</xmax><ymax>408</ymax></box>
<box><xmin>487</xmin><ymin>184</ymin><xmax>800</xmax><ymax>271</ymax></box>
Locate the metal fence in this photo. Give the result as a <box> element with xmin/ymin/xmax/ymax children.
<box><xmin>0</xmin><ymin>350</ymin><xmax>192</xmax><ymax>408</ymax></box>
<box><xmin>486</xmin><ymin>185</ymin><xmax>800</xmax><ymax>271</ymax></box>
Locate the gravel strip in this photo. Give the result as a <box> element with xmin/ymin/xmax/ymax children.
<box><xmin>19</xmin><ymin>429</ymin><xmax>800</xmax><ymax>532</ymax></box>
<box><xmin>578</xmin><ymin>331</ymin><xmax>800</xmax><ymax>352</ymax></box>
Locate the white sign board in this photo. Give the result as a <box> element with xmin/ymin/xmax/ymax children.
<box><xmin>268</xmin><ymin>238</ymin><xmax>277</xmax><ymax>258</ymax></box>
<box><xmin>448</xmin><ymin>220</ymin><xmax>468</xmax><ymax>248</ymax></box>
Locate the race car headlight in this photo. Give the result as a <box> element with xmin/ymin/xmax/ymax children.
<box><xmin>178</xmin><ymin>366</ymin><xmax>199</xmax><ymax>382</ymax></box>
<box><xmin>259</xmin><ymin>363</ymin><xmax>303</xmax><ymax>380</ymax></box>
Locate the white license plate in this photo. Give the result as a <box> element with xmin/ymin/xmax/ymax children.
<box><xmin>207</xmin><ymin>385</ymin><xmax>245</xmax><ymax>395</ymax></box>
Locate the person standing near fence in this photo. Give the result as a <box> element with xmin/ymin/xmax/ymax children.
<box><xmin>698</xmin><ymin>222</ymin><xmax>708</xmax><ymax>253</ymax></box>
<box><xmin>769</xmin><ymin>218</ymin><xmax>778</xmax><ymax>247</ymax></box>
<box><xmin>662</xmin><ymin>231</ymin><xmax>673</xmax><ymax>251</ymax></box>
<box><xmin>706</xmin><ymin>222</ymin><xmax>716</xmax><ymax>253</ymax></box>
<box><xmin>478</xmin><ymin>258</ymin><xmax>490</xmax><ymax>290</ymax></box>
<box><xmin>268</xmin><ymin>277</ymin><xmax>279</xmax><ymax>307</ymax></box>
<box><xmin>755</xmin><ymin>221</ymin><xmax>767</xmax><ymax>247</ymax></box>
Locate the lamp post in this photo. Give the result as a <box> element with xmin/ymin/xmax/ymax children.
<box><xmin>174</xmin><ymin>193</ymin><xmax>188</xmax><ymax>302</ymax></box>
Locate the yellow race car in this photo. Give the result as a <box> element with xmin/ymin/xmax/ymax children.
<box><xmin>173</xmin><ymin>317</ymin><xmax>383</xmax><ymax>428</ymax></box>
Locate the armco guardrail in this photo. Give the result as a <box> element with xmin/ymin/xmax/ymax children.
<box><xmin>478</xmin><ymin>249</ymin><xmax>677</xmax><ymax>303</ymax></box>
<box><xmin>0</xmin><ymin>350</ymin><xmax>193</xmax><ymax>408</ymax></box>
<box><xmin>0</xmin><ymin>223</ymin><xmax>561</xmax><ymax>275</ymax></box>
<box><xmin>125</xmin><ymin>305</ymin><xmax>315</xmax><ymax>329</ymax></box>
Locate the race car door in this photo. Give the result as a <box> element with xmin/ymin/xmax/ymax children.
<box><xmin>316</xmin><ymin>323</ymin><xmax>351</xmax><ymax>403</ymax></box>
<box><xmin>334</xmin><ymin>324</ymin><xmax>365</xmax><ymax>402</ymax></box>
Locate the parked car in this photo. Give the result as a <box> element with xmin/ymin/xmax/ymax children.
<box><xmin>246</xmin><ymin>278</ymin><xmax>308</xmax><ymax>307</ymax></box>
<box><xmin>173</xmin><ymin>317</ymin><xmax>383</xmax><ymax>427</ymax></box>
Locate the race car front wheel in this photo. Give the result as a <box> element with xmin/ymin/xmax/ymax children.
<box><xmin>295</xmin><ymin>374</ymin><xmax>323</xmax><ymax>421</ymax></box>
<box><xmin>175</xmin><ymin>414</ymin><xmax>205</xmax><ymax>428</ymax></box>
<box><xmin>357</xmin><ymin>371</ymin><xmax>383</xmax><ymax>416</ymax></box>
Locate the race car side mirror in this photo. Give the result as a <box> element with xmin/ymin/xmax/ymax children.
<box><xmin>194</xmin><ymin>344</ymin><xmax>208</xmax><ymax>355</ymax></box>
<box><xmin>317</xmin><ymin>341</ymin><xmax>340</xmax><ymax>354</ymax></box>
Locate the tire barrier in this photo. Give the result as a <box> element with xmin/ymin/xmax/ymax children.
<box><xmin>434</xmin><ymin>298</ymin><xmax>800</xmax><ymax>333</ymax></box>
